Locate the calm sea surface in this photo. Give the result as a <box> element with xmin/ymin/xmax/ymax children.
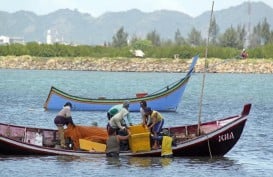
<box><xmin>0</xmin><ymin>69</ymin><xmax>272</xmax><ymax>177</ymax></box>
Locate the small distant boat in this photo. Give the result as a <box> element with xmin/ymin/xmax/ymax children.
<box><xmin>43</xmin><ymin>55</ymin><xmax>199</xmax><ymax>112</ymax></box>
<box><xmin>0</xmin><ymin>104</ymin><xmax>251</xmax><ymax>157</ymax></box>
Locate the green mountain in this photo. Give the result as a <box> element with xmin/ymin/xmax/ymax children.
<box><xmin>0</xmin><ymin>2</ymin><xmax>272</xmax><ymax>45</ymax></box>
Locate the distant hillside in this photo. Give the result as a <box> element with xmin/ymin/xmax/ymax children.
<box><xmin>0</xmin><ymin>1</ymin><xmax>273</xmax><ymax>45</ymax></box>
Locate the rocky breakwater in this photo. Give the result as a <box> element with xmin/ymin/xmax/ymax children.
<box><xmin>0</xmin><ymin>55</ymin><xmax>273</xmax><ymax>73</ymax></box>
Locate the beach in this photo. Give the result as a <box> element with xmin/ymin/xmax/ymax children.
<box><xmin>0</xmin><ymin>55</ymin><xmax>272</xmax><ymax>73</ymax></box>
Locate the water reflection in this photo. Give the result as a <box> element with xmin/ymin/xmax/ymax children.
<box><xmin>43</xmin><ymin>155</ymin><xmax>174</xmax><ymax>168</ymax></box>
<box><xmin>56</xmin><ymin>155</ymin><xmax>83</xmax><ymax>162</ymax></box>
<box><xmin>105</xmin><ymin>157</ymin><xmax>122</xmax><ymax>166</ymax></box>
<box><xmin>126</xmin><ymin>157</ymin><xmax>173</xmax><ymax>168</ymax></box>
<box><xmin>98</xmin><ymin>156</ymin><xmax>175</xmax><ymax>168</ymax></box>
<box><xmin>0</xmin><ymin>154</ymin><xmax>236</xmax><ymax>169</ymax></box>
<box><xmin>52</xmin><ymin>154</ymin><xmax>108</xmax><ymax>164</ymax></box>
<box><xmin>184</xmin><ymin>156</ymin><xmax>239</xmax><ymax>169</ymax></box>
<box><xmin>0</xmin><ymin>154</ymin><xmax>270</xmax><ymax>177</ymax></box>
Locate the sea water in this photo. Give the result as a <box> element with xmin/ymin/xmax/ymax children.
<box><xmin>0</xmin><ymin>69</ymin><xmax>272</xmax><ymax>177</ymax></box>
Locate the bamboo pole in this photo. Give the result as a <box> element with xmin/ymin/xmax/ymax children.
<box><xmin>197</xmin><ymin>1</ymin><xmax>214</xmax><ymax>136</ymax></box>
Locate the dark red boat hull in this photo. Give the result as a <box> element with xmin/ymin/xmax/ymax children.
<box><xmin>0</xmin><ymin>104</ymin><xmax>251</xmax><ymax>157</ymax></box>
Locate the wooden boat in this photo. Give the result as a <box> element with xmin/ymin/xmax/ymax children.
<box><xmin>0</xmin><ymin>103</ymin><xmax>251</xmax><ymax>157</ymax></box>
<box><xmin>43</xmin><ymin>55</ymin><xmax>199</xmax><ymax>112</ymax></box>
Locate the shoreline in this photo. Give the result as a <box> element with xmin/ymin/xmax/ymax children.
<box><xmin>0</xmin><ymin>55</ymin><xmax>273</xmax><ymax>74</ymax></box>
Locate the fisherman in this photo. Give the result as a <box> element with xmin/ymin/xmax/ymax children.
<box><xmin>240</xmin><ymin>48</ymin><xmax>248</xmax><ymax>59</ymax></box>
<box><xmin>106</xmin><ymin>126</ymin><xmax>131</xmax><ymax>157</ymax></box>
<box><xmin>54</xmin><ymin>102</ymin><xmax>75</xmax><ymax>148</ymax></box>
<box><xmin>144</xmin><ymin>107</ymin><xmax>164</xmax><ymax>150</ymax></box>
<box><xmin>107</xmin><ymin>101</ymin><xmax>133</xmax><ymax>127</ymax></box>
<box><xmin>107</xmin><ymin>101</ymin><xmax>132</xmax><ymax>151</ymax></box>
<box><xmin>140</xmin><ymin>100</ymin><xmax>151</xmax><ymax>127</ymax></box>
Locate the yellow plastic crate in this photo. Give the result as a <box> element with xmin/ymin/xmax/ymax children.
<box><xmin>129</xmin><ymin>125</ymin><xmax>149</xmax><ymax>135</ymax></box>
<box><xmin>129</xmin><ymin>132</ymin><xmax>151</xmax><ymax>153</ymax></box>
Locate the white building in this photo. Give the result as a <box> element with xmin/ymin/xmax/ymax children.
<box><xmin>130</xmin><ymin>49</ymin><xmax>145</xmax><ymax>58</ymax></box>
<box><xmin>0</xmin><ymin>35</ymin><xmax>10</xmax><ymax>45</ymax></box>
<box><xmin>46</xmin><ymin>29</ymin><xmax>67</xmax><ymax>45</ymax></box>
<box><xmin>46</xmin><ymin>30</ymin><xmax>52</xmax><ymax>44</ymax></box>
<box><xmin>0</xmin><ymin>35</ymin><xmax>24</xmax><ymax>45</ymax></box>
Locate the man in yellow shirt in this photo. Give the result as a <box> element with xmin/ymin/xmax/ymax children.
<box><xmin>144</xmin><ymin>107</ymin><xmax>164</xmax><ymax>150</ymax></box>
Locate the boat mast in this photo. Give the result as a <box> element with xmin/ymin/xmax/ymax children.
<box><xmin>245</xmin><ymin>0</ymin><xmax>251</xmax><ymax>48</ymax></box>
<box><xmin>197</xmin><ymin>1</ymin><xmax>214</xmax><ymax>135</ymax></box>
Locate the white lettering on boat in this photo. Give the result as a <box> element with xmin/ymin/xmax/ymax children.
<box><xmin>218</xmin><ymin>132</ymin><xmax>234</xmax><ymax>142</ymax></box>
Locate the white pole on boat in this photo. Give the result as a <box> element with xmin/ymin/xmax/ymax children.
<box><xmin>197</xmin><ymin>1</ymin><xmax>214</xmax><ymax>136</ymax></box>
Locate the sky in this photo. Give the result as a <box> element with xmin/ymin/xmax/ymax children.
<box><xmin>1</xmin><ymin>0</ymin><xmax>273</xmax><ymax>17</ymax></box>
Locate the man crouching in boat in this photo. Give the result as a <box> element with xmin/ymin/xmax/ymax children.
<box><xmin>107</xmin><ymin>101</ymin><xmax>133</xmax><ymax>126</ymax></box>
<box><xmin>144</xmin><ymin>107</ymin><xmax>164</xmax><ymax>150</ymax></box>
<box><xmin>108</xmin><ymin>101</ymin><xmax>130</xmax><ymax>131</ymax></box>
<box><xmin>54</xmin><ymin>102</ymin><xmax>75</xmax><ymax>148</ymax></box>
<box><xmin>108</xmin><ymin>101</ymin><xmax>131</xmax><ymax>151</ymax></box>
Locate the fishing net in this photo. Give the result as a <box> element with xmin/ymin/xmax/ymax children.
<box><xmin>64</xmin><ymin>124</ymin><xmax>108</xmax><ymax>150</ymax></box>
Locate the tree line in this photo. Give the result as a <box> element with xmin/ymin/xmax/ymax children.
<box><xmin>0</xmin><ymin>17</ymin><xmax>273</xmax><ymax>59</ymax></box>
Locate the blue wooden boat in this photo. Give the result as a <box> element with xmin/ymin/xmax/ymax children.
<box><xmin>43</xmin><ymin>55</ymin><xmax>199</xmax><ymax>112</ymax></box>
